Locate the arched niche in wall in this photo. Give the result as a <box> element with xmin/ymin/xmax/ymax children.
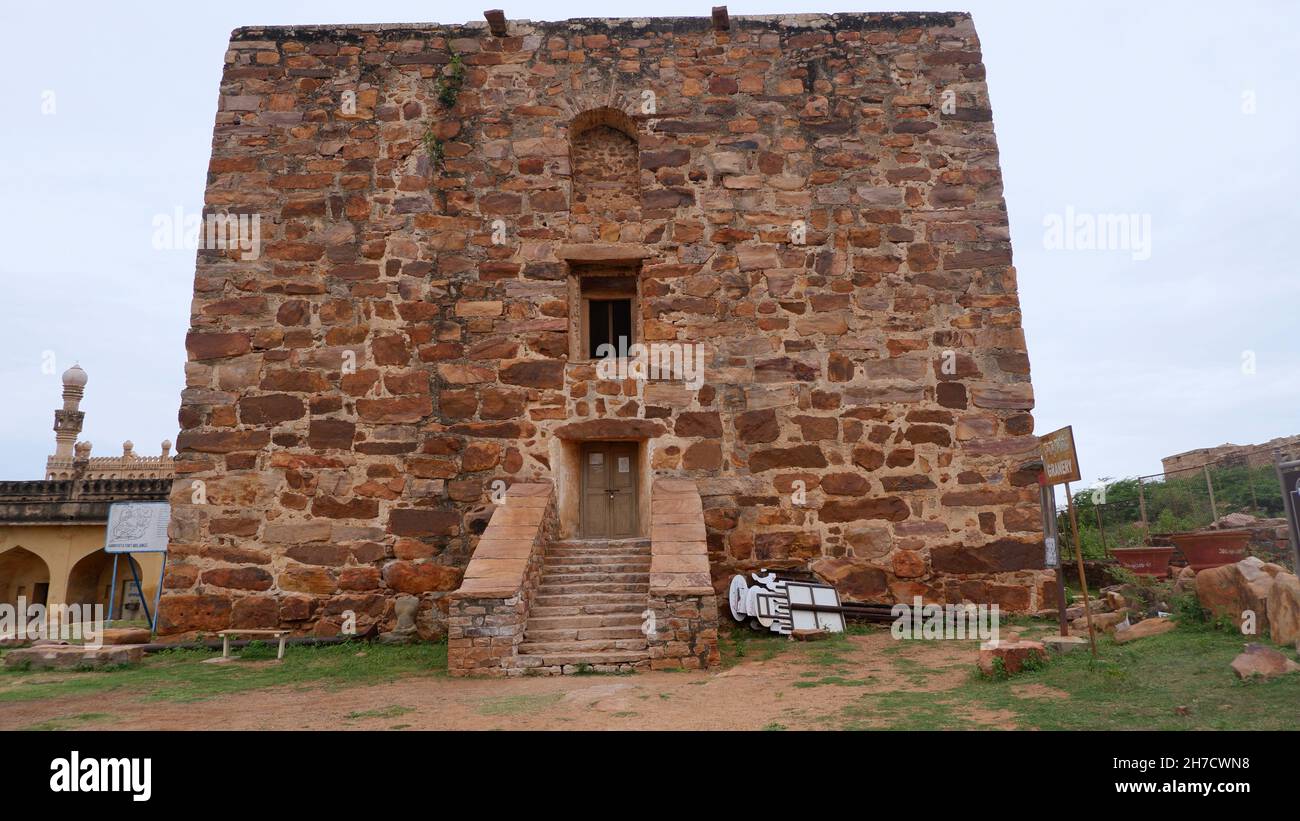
<box><xmin>569</xmin><ymin>107</ymin><xmax>641</xmax><ymax>242</ymax></box>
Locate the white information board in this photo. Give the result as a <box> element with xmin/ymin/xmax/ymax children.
<box><xmin>105</xmin><ymin>502</ymin><xmax>171</xmax><ymax>553</ymax></box>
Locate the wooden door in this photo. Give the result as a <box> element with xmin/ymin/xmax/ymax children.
<box><xmin>581</xmin><ymin>442</ymin><xmax>638</xmax><ymax>539</ymax></box>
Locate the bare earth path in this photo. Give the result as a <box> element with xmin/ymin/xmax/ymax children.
<box><xmin>0</xmin><ymin>632</ymin><xmax>989</xmax><ymax>731</ymax></box>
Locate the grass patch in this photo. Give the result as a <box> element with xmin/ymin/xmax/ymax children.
<box><xmin>345</xmin><ymin>705</ymin><xmax>414</xmax><ymax>721</ymax></box>
<box><xmin>720</xmin><ymin>628</ymin><xmax>789</xmax><ymax>667</ymax></box>
<box><xmin>0</xmin><ymin>641</ymin><xmax>446</xmax><ymax>705</ymax></box>
<box><xmin>23</xmin><ymin>712</ymin><xmax>113</xmax><ymax>731</ymax></box>
<box><xmin>792</xmin><ymin>675</ymin><xmax>869</xmax><ymax>689</ymax></box>
<box><xmin>829</xmin><ymin>626</ymin><xmax>1300</xmax><ymax>730</ymax></box>
<box><xmin>476</xmin><ymin>692</ymin><xmax>562</xmax><ymax>717</ymax></box>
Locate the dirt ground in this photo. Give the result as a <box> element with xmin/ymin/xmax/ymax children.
<box><xmin>0</xmin><ymin>630</ymin><xmax>1000</xmax><ymax>731</ymax></box>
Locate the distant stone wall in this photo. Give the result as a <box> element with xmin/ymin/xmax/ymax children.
<box><xmin>162</xmin><ymin>12</ymin><xmax>1050</xmax><ymax>638</ymax></box>
<box><xmin>1162</xmin><ymin>434</ymin><xmax>1300</xmax><ymax>477</ymax></box>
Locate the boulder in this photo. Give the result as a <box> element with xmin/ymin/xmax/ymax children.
<box><xmin>1114</xmin><ymin>617</ymin><xmax>1176</xmax><ymax>644</ymax></box>
<box><xmin>1229</xmin><ymin>643</ymin><xmax>1300</xmax><ymax>680</ymax></box>
<box><xmin>1042</xmin><ymin>635</ymin><xmax>1089</xmax><ymax>654</ymax></box>
<box><xmin>1172</xmin><ymin>565</ymin><xmax>1197</xmax><ymax>595</ymax></box>
<box><xmin>99</xmin><ymin>628</ymin><xmax>153</xmax><ymax>646</ymax></box>
<box><xmin>1071</xmin><ymin>609</ymin><xmax>1128</xmax><ymax>634</ymax></box>
<box><xmin>977</xmin><ymin>639</ymin><xmax>1046</xmax><ymax>676</ymax></box>
<box><xmin>1266</xmin><ymin>572</ymin><xmax>1300</xmax><ymax>646</ymax></box>
<box><xmin>1194</xmin><ymin>556</ymin><xmax>1276</xmax><ymax>632</ymax></box>
<box><xmin>3</xmin><ymin>644</ymin><xmax>143</xmax><ymax>670</ymax></box>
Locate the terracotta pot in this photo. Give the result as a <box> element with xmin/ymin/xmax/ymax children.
<box><xmin>1167</xmin><ymin>530</ymin><xmax>1252</xmax><ymax>572</ymax></box>
<box><xmin>1111</xmin><ymin>546</ymin><xmax>1175</xmax><ymax>578</ymax></box>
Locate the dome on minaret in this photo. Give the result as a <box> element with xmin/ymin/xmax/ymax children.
<box><xmin>62</xmin><ymin>363</ymin><xmax>88</xmax><ymax>387</ymax></box>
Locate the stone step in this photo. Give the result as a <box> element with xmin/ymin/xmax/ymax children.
<box><xmin>514</xmin><ymin>649</ymin><xmax>651</xmax><ymax>669</ymax></box>
<box><xmin>549</xmin><ymin>539</ymin><xmax>650</xmax><ymax>550</ymax></box>
<box><xmin>518</xmin><ymin>637</ymin><xmax>649</xmax><ymax>655</ymax></box>
<box><xmin>525</xmin><ymin>613</ymin><xmax>644</xmax><ymax>630</ymax></box>
<box><xmin>545</xmin><ymin>549</ymin><xmax>651</xmax><ymax>561</ymax></box>
<box><xmin>529</xmin><ymin>601</ymin><xmax>645</xmax><ymax>617</ymax></box>
<box><xmin>546</xmin><ymin>543</ymin><xmax>650</xmax><ymax>555</ymax></box>
<box><xmin>536</xmin><ymin>581</ymin><xmax>649</xmax><ymax>595</ymax></box>
<box><xmin>540</xmin><ymin>571</ymin><xmax>650</xmax><ymax>585</ymax></box>
<box><xmin>524</xmin><ymin>625</ymin><xmax>647</xmax><ymax>642</ymax></box>
<box><xmin>543</xmin><ymin>555</ymin><xmax>655</xmax><ymax>566</ymax></box>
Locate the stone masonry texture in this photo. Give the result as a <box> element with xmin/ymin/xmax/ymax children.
<box><xmin>161</xmin><ymin>12</ymin><xmax>1052</xmax><ymax>638</ymax></box>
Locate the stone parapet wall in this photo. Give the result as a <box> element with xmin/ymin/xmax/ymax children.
<box><xmin>648</xmin><ymin>479</ymin><xmax>720</xmax><ymax>668</ymax></box>
<box><xmin>447</xmin><ymin>482</ymin><xmax>555</xmax><ymax>676</ymax></box>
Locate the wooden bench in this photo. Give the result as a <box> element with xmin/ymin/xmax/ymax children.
<box><xmin>217</xmin><ymin>629</ymin><xmax>290</xmax><ymax>660</ymax></box>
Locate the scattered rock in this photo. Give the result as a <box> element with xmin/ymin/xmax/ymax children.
<box><xmin>1229</xmin><ymin>643</ymin><xmax>1300</xmax><ymax>680</ymax></box>
<box><xmin>1172</xmin><ymin>565</ymin><xmax>1197</xmax><ymax>595</ymax></box>
<box><xmin>977</xmin><ymin>639</ymin><xmax>1046</xmax><ymax>676</ymax></box>
<box><xmin>1194</xmin><ymin>556</ymin><xmax>1276</xmax><ymax>632</ymax></box>
<box><xmin>1071</xmin><ymin>609</ymin><xmax>1128</xmax><ymax>634</ymax></box>
<box><xmin>100</xmin><ymin>628</ymin><xmax>152</xmax><ymax>645</ymax></box>
<box><xmin>1114</xmin><ymin>617</ymin><xmax>1176</xmax><ymax>644</ymax></box>
<box><xmin>1042</xmin><ymin>635</ymin><xmax>1089</xmax><ymax>654</ymax></box>
<box><xmin>791</xmin><ymin>628</ymin><xmax>832</xmax><ymax>642</ymax></box>
<box><xmin>1213</xmin><ymin>513</ymin><xmax>1260</xmax><ymax>530</ymax></box>
<box><xmin>1266</xmin><ymin>573</ymin><xmax>1300</xmax><ymax>646</ymax></box>
<box><xmin>3</xmin><ymin>644</ymin><xmax>143</xmax><ymax>670</ymax></box>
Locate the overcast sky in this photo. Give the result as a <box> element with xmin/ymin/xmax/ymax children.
<box><xmin>0</xmin><ymin>0</ymin><xmax>1296</xmax><ymax>490</ymax></box>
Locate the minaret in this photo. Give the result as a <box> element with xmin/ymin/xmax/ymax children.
<box><xmin>53</xmin><ymin>364</ymin><xmax>88</xmax><ymax>462</ymax></box>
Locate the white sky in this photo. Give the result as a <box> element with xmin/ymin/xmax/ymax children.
<box><xmin>0</xmin><ymin>0</ymin><xmax>1296</xmax><ymax>489</ymax></box>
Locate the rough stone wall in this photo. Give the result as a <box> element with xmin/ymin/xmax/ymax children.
<box><xmin>571</xmin><ymin>124</ymin><xmax>641</xmax><ymax>234</ymax></box>
<box><xmin>163</xmin><ymin>12</ymin><xmax>1050</xmax><ymax>638</ymax></box>
<box><xmin>1161</xmin><ymin>434</ymin><xmax>1300</xmax><ymax>477</ymax></box>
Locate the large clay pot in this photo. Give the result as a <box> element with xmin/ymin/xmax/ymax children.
<box><xmin>1111</xmin><ymin>546</ymin><xmax>1176</xmax><ymax>578</ymax></box>
<box><xmin>1167</xmin><ymin>530</ymin><xmax>1252</xmax><ymax>572</ymax></box>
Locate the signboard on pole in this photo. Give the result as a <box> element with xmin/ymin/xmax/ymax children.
<box><xmin>1037</xmin><ymin>425</ymin><xmax>1096</xmax><ymax>656</ymax></box>
<box><xmin>1039</xmin><ymin>425</ymin><xmax>1082</xmax><ymax>485</ymax></box>
<box><xmin>105</xmin><ymin>502</ymin><xmax>171</xmax><ymax>553</ymax></box>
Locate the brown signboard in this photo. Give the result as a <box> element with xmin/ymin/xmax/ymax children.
<box><xmin>1039</xmin><ymin>425</ymin><xmax>1081</xmax><ymax>485</ymax></box>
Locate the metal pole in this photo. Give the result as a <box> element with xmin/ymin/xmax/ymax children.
<box><xmin>128</xmin><ymin>557</ymin><xmax>151</xmax><ymax>626</ymax></box>
<box><xmin>1095</xmin><ymin>505</ymin><xmax>1109</xmax><ymax>556</ymax></box>
<box><xmin>1066</xmin><ymin>482</ymin><xmax>1098</xmax><ymax>657</ymax></box>
<box><xmin>1137</xmin><ymin>476</ymin><xmax>1150</xmax><ymax>543</ymax></box>
<box><xmin>107</xmin><ymin>554</ymin><xmax>120</xmax><ymax>623</ymax></box>
<box><xmin>1205</xmin><ymin>464</ymin><xmax>1219</xmax><ymax>523</ymax></box>
<box><xmin>1040</xmin><ymin>480</ymin><xmax>1068</xmax><ymax>637</ymax></box>
<box><xmin>151</xmin><ymin>554</ymin><xmax>167</xmax><ymax>635</ymax></box>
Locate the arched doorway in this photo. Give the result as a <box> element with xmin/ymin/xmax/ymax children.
<box><xmin>66</xmin><ymin>551</ymin><xmax>145</xmax><ymax>620</ymax></box>
<box><xmin>0</xmin><ymin>547</ymin><xmax>51</xmax><ymax>608</ymax></box>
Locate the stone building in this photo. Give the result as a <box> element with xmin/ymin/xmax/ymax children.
<box><xmin>163</xmin><ymin>11</ymin><xmax>1051</xmax><ymax>673</ymax></box>
<box><xmin>0</xmin><ymin>365</ymin><xmax>172</xmax><ymax>620</ymax></box>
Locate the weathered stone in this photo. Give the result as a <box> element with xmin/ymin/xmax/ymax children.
<box><xmin>1267</xmin><ymin>572</ymin><xmax>1300</xmax><ymax>646</ymax></box>
<box><xmin>1114</xmin><ymin>617</ymin><xmax>1176</xmax><ymax>643</ymax></box>
<box><xmin>811</xmin><ymin>558</ymin><xmax>888</xmax><ymax>601</ymax></box>
<box><xmin>1195</xmin><ymin>556</ymin><xmax>1275</xmax><ymax>632</ymax></box>
<box><xmin>1230</xmin><ymin>643</ymin><xmax>1300</xmax><ymax>680</ymax></box>
<box><xmin>977</xmin><ymin>640</ymin><xmax>1046</xmax><ymax>676</ymax></box>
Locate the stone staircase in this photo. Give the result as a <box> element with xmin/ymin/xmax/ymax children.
<box><xmin>517</xmin><ymin>538</ymin><xmax>652</xmax><ymax>674</ymax></box>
